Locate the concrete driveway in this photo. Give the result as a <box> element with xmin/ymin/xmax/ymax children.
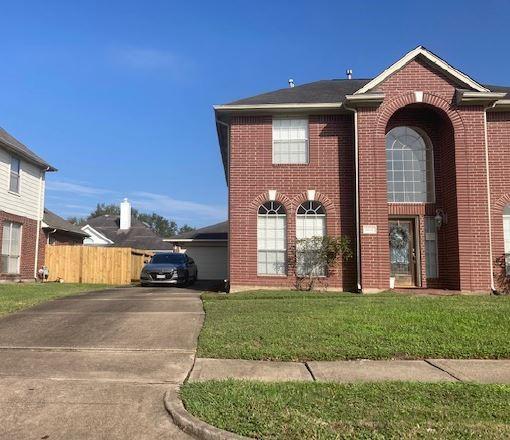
<box><xmin>0</xmin><ymin>284</ymin><xmax>206</xmax><ymax>439</ymax></box>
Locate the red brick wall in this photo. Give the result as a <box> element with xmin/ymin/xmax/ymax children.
<box><xmin>229</xmin><ymin>115</ymin><xmax>357</xmax><ymax>290</ymax></box>
<box><xmin>0</xmin><ymin>211</ymin><xmax>45</xmax><ymax>281</ymax></box>
<box><xmin>228</xmin><ymin>57</ymin><xmax>504</xmax><ymax>293</ymax></box>
<box><xmin>488</xmin><ymin>112</ymin><xmax>510</xmax><ymax>291</ymax></box>
<box><xmin>357</xmin><ymin>57</ymin><xmax>491</xmax><ymax>292</ymax></box>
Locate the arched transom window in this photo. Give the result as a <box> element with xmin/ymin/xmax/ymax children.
<box><xmin>386</xmin><ymin>126</ymin><xmax>435</xmax><ymax>203</ymax></box>
<box><xmin>296</xmin><ymin>201</ymin><xmax>326</xmax><ymax>276</ymax></box>
<box><xmin>257</xmin><ymin>201</ymin><xmax>287</xmax><ymax>275</ymax></box>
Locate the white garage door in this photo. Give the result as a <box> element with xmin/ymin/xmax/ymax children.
<box><xmin>185</xmin><ymin>246</ymin><xmax>228</xmax><ymax>280</ymax></box>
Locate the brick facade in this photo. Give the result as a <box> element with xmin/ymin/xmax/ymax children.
<box><xmin>0</xmin><ymin>211</ymin><xmax>45</xmax><ymax>281</ymax></box>
<box><xmin>227</xmin><ymin>57</ymin><xmax>510</xmax><ymax>293</ymax></box>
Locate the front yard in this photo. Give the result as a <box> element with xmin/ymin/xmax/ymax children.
<box><xmin>198</xmin><ymin>290</ymin><xmax>510</xmax><ymax>361</ymax></box>
<box><xmin>0</xmin><ymin>283</ymin><xmax>111</xmax><ymax>316</ymax></box>
<box><xmin>181</xmin><ymin>380</ymin><xmax>510</xmax><ymax>439</ymax></box>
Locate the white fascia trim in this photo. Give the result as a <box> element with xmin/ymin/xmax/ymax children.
<box><xmin>492</xmin><ymin>99</ymin><xmax>510</xmax><ymax>109</ymax></box>
<box><xmin>458</xmin><ymin>91</ymin><xmax>507</xmax><ymax>104</ymax></box>
<box><xmin>81</xmin><ymin>224</ymin><xmax>114</xmax><ymax>244</ymax></box>
<box><xmin>213</xmin><ymin>103</ymin><xmax>343</xmax><ymax>111</ymax></box>
<box><xmin>163</xmin><ymin>238</ymin><xmax>228</xmax><ymax>243</ymax></box>
<box><xmin>354</xmin><ymin>46</ymin><xmax>489</xmax><ymax>95</ymax></box>
<box><xmin>345</xmin><ymin>93</ymin><xmax>385</xmax><ymax>104</ymax></box>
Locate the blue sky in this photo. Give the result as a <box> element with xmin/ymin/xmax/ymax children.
<box><xmin>0</xmin><ymin>1</ymin><xmax>509</xmax><ymax>228</ymax></box>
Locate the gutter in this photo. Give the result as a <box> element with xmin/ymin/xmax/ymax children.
<box><xmin>213</xmin><ymin>102</ymin><xmax>344</xmax><ymax>112</ymax></box>
<box><xmin>343</xmin><ymin>101</ymin><xmax>362</xmax><ymax>293</ymax></box>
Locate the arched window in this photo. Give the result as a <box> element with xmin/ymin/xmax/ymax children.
<box><xmin>386</xmin><ymin>126</ymin><xmax>434</xmax><ymax>203</ymax></box>
<box><xmin>257</xmin><ymin>201</ymin><xmax>287</xmax><ymax>275</ymax></box>
<box><xmin>504</xmin><ymin>205</ymin><xmax>510</xmax><ymax>274</ymax></box>
<box><xmin>296</xmin><ymin>201</ymin><xmax>326</xmax><ymax>276</ymax></box>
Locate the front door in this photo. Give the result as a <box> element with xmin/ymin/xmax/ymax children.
<box><xmin>389</xmin><ymin>219</ymin><xmax>417</xmax><ymax>287</ymax></box>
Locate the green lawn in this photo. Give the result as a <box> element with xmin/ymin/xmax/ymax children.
<box><xmin>181</xmin><ymin>380</ymin><xmax>510</xmax><ymax>439</ymax></box>
<box><xmin>198</xmin><ymin>291</ymin><xmax>510</xmax><ymax>361</ymax></box>
<box><xmin>0</xmin><ymin>283</ymin><xmax>111</xmax><ymax>316</ymax></box>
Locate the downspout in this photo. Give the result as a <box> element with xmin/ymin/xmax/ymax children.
<box><xmin>33</xmin><ymin>168</ymin><xmax>47</xmax><ymax>279</ymax></box>
<box><xmin>216</xmin><ymin>118</ymin><xmax>230</xmax><ymax>291</ymax></box>
<box><xmin>484</xmin><ymin>104</ymin><xmax>496</xmax><ymax>293</ymax></box>
<box><xmin>343</xmin><ymin>103</ymin><xmax>362</xmax><ymax>292</ymax></box>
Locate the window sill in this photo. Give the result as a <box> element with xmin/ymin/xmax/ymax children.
<box><xmin>257</xmin><ymin>274</ymin><xmax>288</xmax><ymax>278</ymax></box>
<box><xmin>271</xmin><ymin>163</ymin><xmax>309</xmax><ymax>167</ymax></box>
<box><xmin>8</xmin><ymin>190</ymin><xmax>20</xmax><ymax>197</ymax></box>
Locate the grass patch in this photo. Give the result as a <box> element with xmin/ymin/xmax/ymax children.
<box><xmin>198</xmin><ymin>290</ymin><xmax>510</xmax><ymax>361</ymax></box>
<box><xmin>0</xmin><ymin>283</ymin><xmax>111</xmax><ymax>316</ymax></box>
<box><xmin>181</xmin><ymin>380</ymin><xmax>510</xmax><ymax>439</ymax></box>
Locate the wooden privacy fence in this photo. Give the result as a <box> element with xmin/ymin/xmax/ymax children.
<box><xmin>45</xmin><ymin>246</ymin><xmax>154</xmax><ymax>285</ymax></box>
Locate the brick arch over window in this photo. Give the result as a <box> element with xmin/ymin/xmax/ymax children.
<box><xmin>291</xmin><ymin>191</ymin><xmax>337</xmax><ymax>217</ymax></box>
<box><xmin>494</xmin><ymin>193</ymin><xmax>510</xmax><ymax>214</ymax></box>
<box><xmin>249</xmin><ymin>192</ymin><xmax>292</xmax><ymax>214</ymax></box>
<box><xmin>375</xmin><ymin>92</ymin><xmax>465</xmax><ymax>136</ymax></box>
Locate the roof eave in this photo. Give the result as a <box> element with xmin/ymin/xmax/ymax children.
<box><xmin>344</xmin><ymin>93</ymin><xmax>385</xmax><ymax>107</ymax></box>
<box><xmin>0</xmin><ymin>139</ymin><xmax>57</xmax><ymax>172</ymax></box>
<box><xmin>213</xmin><ymin>102</ymin><xmax>344</xmax><ymax>113</ymax></box>
<box><xmin>456</xmin><ymin>90</ymin><xmax>508</xmax><ymax>105</ymax></box>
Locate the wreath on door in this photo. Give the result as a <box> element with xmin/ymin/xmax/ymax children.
<box><xmin>389</xmin><ymin>224</ymin><xmax>409</xmax><ymax>250</ymax></box>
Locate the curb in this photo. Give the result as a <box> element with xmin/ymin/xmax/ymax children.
<box><xmin>164</xmin><ymin>387</ymin><xmax>252</xmax><ymax>440</ymax></box>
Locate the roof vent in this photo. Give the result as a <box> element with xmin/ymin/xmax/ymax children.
<box><xmin>288</xmin><ymin>78</ymin><xmax>295</xmax><ymax>88</ymax></box>
<box><xmin>346</xmin><ymin>69</ymin><xmax>353</xmax><ymax>80</ymax></box>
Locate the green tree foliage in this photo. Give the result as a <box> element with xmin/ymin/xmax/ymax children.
<box><xmin>67</xmin><ymin>202</ymin><xmax>196</xmax><ymax>238</ymax></box>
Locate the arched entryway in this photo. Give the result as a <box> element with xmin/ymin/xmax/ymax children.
<box><xmin>385</xmin><ymin>104</ymin><xmax>460</xmax><ymax>289</ymax></box>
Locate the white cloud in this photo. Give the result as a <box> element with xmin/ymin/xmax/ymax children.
<box><xmin>46</xmin><ymin>180</ymin><xmax>114</xmax><ymax>197</ymax></box>
<box><xmin>130</xmin><ymin>191</ymin><xmax>226</xmax><ymax>224</ymax></box>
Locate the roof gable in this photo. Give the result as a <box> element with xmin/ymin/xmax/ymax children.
<box><xmin>354</xmin><ymin>46</ymin><xmax>489</xmax><ymax>95</ymax></box>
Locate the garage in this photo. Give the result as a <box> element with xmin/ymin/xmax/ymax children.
<box><xmin>165</xmin><ymin>221</ymin><xmax>228</xmax><ymax>281</ymax></box>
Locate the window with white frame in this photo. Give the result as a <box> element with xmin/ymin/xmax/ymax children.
<box><xmin>272</xmin><ymin>117</ymin><xmax>308</xmax><ymax>164</ymax></box>
<box><xmin>296</xmin><ymin>201</ymin><xmax>326</xmax><ymax>276</ymax></box>
<box><xmin>257</xmin><ymin>201</ymin><xmax>287</xmax><ymax>275</ymax></box>
<box><xmin>503</xmin><ymin>205</ymin><xmax>510</xmax><ymax>275</ymax></box>
<box><xmin>1</xmin><ymin>222</ymin><xmax>22</xmax><ymax>274</ymax></box>
<box><xmin>386</xmin><ymin>127</ymin><xmax>434</xmax><ymax>203</ymax></box>
<box><xmin>425</xmin><ymin>217</ymin><xmax>438</xmax><ymax>278</ymax></box>
<box><xmin>9</xmin><ymin>156</ymin><xmax>20</xmax><ymax>193</ymax></box>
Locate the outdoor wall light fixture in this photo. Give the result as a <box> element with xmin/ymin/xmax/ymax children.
<box><xmin>435</xmin><ymin>208</ymin><xmax>447</xmax><ymax>229</ymax></box>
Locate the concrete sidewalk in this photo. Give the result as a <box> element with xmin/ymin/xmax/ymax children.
<box><xmin>189</xmin><ymin>358</ymin><xmax>510</xmax><ymax>384</ymax></box>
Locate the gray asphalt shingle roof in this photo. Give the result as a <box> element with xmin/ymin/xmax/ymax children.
<box><xmin>43</xmin><ymin>209</ymin><xmax>89</xmax><ymax>237</ymax></box>
<box><xmin>168</xmin><ymin>221</ymin><xmax>228</xmax><ymax>241</ymax></box>
<box><xmin>0</xmin><ymin>127</ymin><xmax>56</xmax><ymax>171</ymax></box>
<box><xmin>226</xmin><ymin>79</ymin><xmax>371</xmax><ymax>105</ymax></box>
<box><xmin>86</xmin><ymin>215</ymin><xmax>174</xmax><ymax>250</ymax></box>
<box><xmin>224</xmin><ymin>79</ymin><xmax>510</xmax><ymax>106</ymax></box>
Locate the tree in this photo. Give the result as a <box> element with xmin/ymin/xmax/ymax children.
<box><xmin>67</xmin><ymin>216</ymin><xmax>88</xmax><ymax>226</ymax></box>
<box><xmin>84</xmin><ymin>202</ymin><xmax>190</xmax><ymax>238</ymax></box>
<box><xmin>137</xmin><ymin>212</ymin><xmax>178</xmax><ymax>237</ymax></box>
<box><xmin>290</xmin><ymin>235</ymin><xmax>353</xmax><ymax>291</ymax></box>
<box><xmin>178</xmin><ymin>224</ymin><xmax>195</xmax><ymax>234</ymax></box>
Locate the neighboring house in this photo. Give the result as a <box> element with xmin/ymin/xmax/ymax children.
<box><xmin>82</xmin><ymin>199</ymin><xmax>173</xmax><ymax>252</ymax></box>
<box><xmin>42</xmin><ymin>209</ymin><xmax>89</xmax><ymax>245</ymax></box>
<box><xmin>165</xmin><ymin>221</ymin><xmax>228</xmax><ymax>280</ymax></box>
<box><xmin>214</xmin><ymin>46</ymin><xmax>510</xmax><ymax>293</ymax></box>
<box><xmin>0</xmin><ymin>127</ymin><xmax>56</xmax><ymax>281</ymax></box>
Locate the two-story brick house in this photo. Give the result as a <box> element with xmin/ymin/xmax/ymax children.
<box><xmin>215</xmin><ymin>46</ymin><xmax>510</xmax><ymax>293</ymax></box>
<box><xmin>0</xmin><ymin>128</ymin><xmax>56</xmax><ymax>281</ymax></box>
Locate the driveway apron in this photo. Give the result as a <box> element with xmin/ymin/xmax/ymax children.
<box><xmin>0</xmin><ymin>285</ymin><xmax>204</xmax><ymax>439</ymax></box>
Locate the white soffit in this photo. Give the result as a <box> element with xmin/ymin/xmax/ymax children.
<box><xmin>354</xmin><ymin>46</ymin><xmax>489</xmax><ymax>95</ymax></box>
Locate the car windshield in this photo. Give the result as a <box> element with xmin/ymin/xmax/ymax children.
<box><xmin>150</xmin><ymin>253</ymin><xmax>185</xmax><ymax>264</ymax></box>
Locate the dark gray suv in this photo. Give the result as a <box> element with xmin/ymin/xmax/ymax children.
<box><xmin>140</xmin><ymin>252</ymin><xmax>198</xmax><ymax>287</ymax></box>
